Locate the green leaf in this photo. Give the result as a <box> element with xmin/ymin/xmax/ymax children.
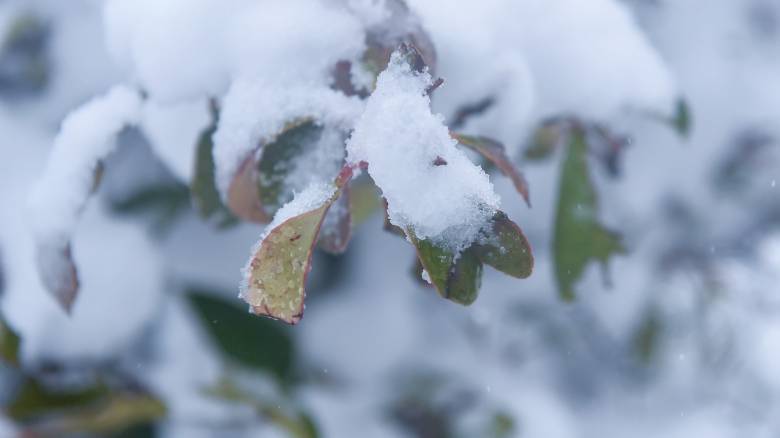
<box><xmin>347</xmin><ymin>176</ymin><xmax>381</xmax><ymax>227</ymax></box>
<box><xmin>205</xmin><ymin>378</ymin><xmax>319</xmax><ymax>438</ymax></box>
<box><xmin>524</xmin><ymin>119</ymin><xmax>566</xmax><ymax>161</ymax></box>
<box><xmin>191</xmin><ymin>115</ymin><xmax>238</xmax><ymax>228</ymax></box>
<box><xmin>671</xmin><ymin>98</ymin><xmax>692</xmax><ymax>138</ymax></box>
<box><xmin>474</xmin><ymin>212</ymin><xmax>533</xmax><ymax>279</ymax></box>
<box><xmin>187</xmin><ymin>290</ymin><xmax>295</xmax><ymax>383</ymax></box>
<box><xmin>0</xmin><ymin>316</ymin><xmax>20</xmax><ymax>366</ymax></box>
<box><xmin>407</xmin><ymin>233</ymin><xmax>482</xmax><ymax>306</ymax></box>
<box><xmin>242</xmin><ymin>167</ymin><xmax>353</xmax><ymax>324</ymax></box>
<box><xmin>21</xmin><ymin>392</ymin><xmax>165</xmax><ymax>437</ymax></box>
<box><xmin>407</xmin><ymin>212</ymin><xmax>533</xmax><ymax>305</ymax></box>
<box><xmin>632</xmin><ymin>309</ymin><xmax>662</xmax><ymax>364</ymax></box>
<box><xmin>553</xmin><ymin>129</ymin><xmax>624</xmax><ymax>300</ymax></box>
<box><xmin>452</xmin><ymin>133</ymin><xmax>531</xmax><ymax>206</ymax></box>
<box><xmin>6</xmin><ymin>378</ymin><xmax>110</xmax><ymax>421</ymax></box>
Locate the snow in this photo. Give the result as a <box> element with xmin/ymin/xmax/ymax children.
<box><xmin>140</xmin><ymin>98</ymin><xmax>210</xmax><ymax>183</ymax></box>
<box><xmin>103</xmin><ymin>0</ymin><xmax>367</xmax><ymax>103</ymax></box>
<box><xmin>347</xmin><ymin>49</ymin><xmax>500</xmax><ymax>251</ymax></box>
<box><xmin>27</xmin><ymin>84</ymin><xmax>142</xmax><ymax>255</ymax></box>
<box><xmin>262</xmin><ymin>182</ymin><xmax>337</xmax><ymax>237</ymax></box>
<box><xmin>4</xmin><ymin>0</ymin><xmax>780</xmax><ymax>437</ymax></box>
<box><xmin>213</xmin><ymin>80</ymin><xmax>363</xmax><ymax>200</ymax></box>
<box><xmin>407</xmin><ymin>0</ymin><xmax>677</xmax><ymax>152</ymax></box>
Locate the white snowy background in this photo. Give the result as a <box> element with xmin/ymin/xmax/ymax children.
<box><xmin>1</xmin><ymin>0</ymin><xmax>779</xmax><ymax>437</ymax></box>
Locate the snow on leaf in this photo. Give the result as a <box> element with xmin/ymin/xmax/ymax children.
<box><xmin>350</xmin><ymin>1</ymin><xmax>437</xmax><ymax>94</ymax></box>
<box><xmin>240</xmin><ymin>167</ymin><xmax>353</xmax><ymax>324</ymax></box>
<box><xmin>474</xmin><ymin>212</ymin><xmax>534</xmax><ymax>279</ymax></box>
<box><xmin>452</xmin><ymin>133</ymin><xmax>532</xmax><ymax>207</ymax></box>
<box><xmin>27</xmin><ymin>85</ymin><xmax>142</xmax><ymax>312</ymax></box>
<box><xmin>553</xmin><ymin>128</ymin><xmax>624</xmax><ymax>301</ymax></box>
<box><xmin>318</xmin><ymin>181</ymin><xmax>352</xmax><ymax>255</ymax></box>
<box><xmin>347</xmin><ymin>46</ymin><xmax>499</xmax><ymax>252</ymax></box>
<box><xmin>191</xmin><ymin>105</ymin><xmax>237</xmax><ymax>227</ymax></box>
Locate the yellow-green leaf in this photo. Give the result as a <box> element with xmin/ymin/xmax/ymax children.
<box><xmin>242</xmin><ymin>168</ymin><xmax>353</xmax><ymax>324</ymax></box>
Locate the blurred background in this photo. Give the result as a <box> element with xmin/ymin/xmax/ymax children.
<box><xmin>1</xmin><ymin>0</ymin><xmax>779</xmax><ymax>437</ymax></box>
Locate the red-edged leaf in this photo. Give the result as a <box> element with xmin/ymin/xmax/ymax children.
<box><xmin>36</xmin><ymin>243</ymin><xmax>79</xmax><ymax>314</ymax></box>
<box><xmin>241</xmin><ymin>167</ymin><xmax>353</xmax><ymax>324</ymax></box>
<box><xmin>453</xmin><ymin>133</ymin><xmax>531</xmax><ymax>207</ymax></box>
<box><xmin>227</xmin><ymin>153</ymin><xmax>270</xmax><ymax>223</ymax></box>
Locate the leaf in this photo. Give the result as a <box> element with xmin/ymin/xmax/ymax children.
<box><xmin>226</xmin><ymin>121</ymin><xmax>345</xmax><ymax>225</ymax></box>
<box><xmin>227</xmin><ymin>153</ymin><xmax>271</xmax><ymax>223</ymax></box>
<box><xmin>474</xmin><ymin>212</ymin><xmax>533</xmax><ymax>279</ymax></box>
<box><xmin>187</xmin><ymin>290</ymin><xmax>295</xmax><ymax>383</ymax></box>
<box><xmin>0</xmin><ymin>316</ymin><xmax>20</xmax><ymax>366</ymax></box>
<box><xmin>205</xmin><ymin>378</ymin><xmax>319</xmax><ymax>438</ymax></box>
<box><xmin>452</xmin><ymin>133</ymin><xmax>531</xmax><ymax>206</ymax></box>
<box><xmin>191</xmin><ymin>110</ymin><xmax>237</xmax><ymax>227</ymax></box>
<box><xmin>34</xmin><ymin>243</ymin><xmax>79</xmax><ymax>313</ymax></box>
<box><xmin>348</xmin><ymin>176</ymin><xmax>381</xmax><ymax>227</ymax></box>
<box><xmin>242</xmin><ymin>167</ymin><xmax>353</xmax><ymax>324</ymax></box>
<box><xmin>671</xmin><ymin>98</ymin><xmax>692</xmax><ymax>138</ymax></box>
<box><xmin>407</xmin><ymin>211</ymin><xmax>533</xmax><ymax>305</ymax></box>
<box><xmin>407</xmin><ymin>233</ymin><xmax>482</xmax><ymax>306</ymax></box>
<box><xmin>256</xmin><ymin>121</ymin><xmax>326</xmax><ymax>216</ymax></box>
<box><xmin>524</xmin><ymin>119</ymin><xmax>567</xmax><ymax>161</ymax></box>
<box><xmin>553</xmin><ymin>129</ymin><xmax>624</xmax><ymax>300</ymax></box>
<box><xmin>318</xmin><ymin>181</ymin><xmax>352</xmax><ymax>254</ymax></box>
<box><xmin>6</xmin><ymin>377</ymin><xmax>110</xmax><ymax>421</ymax></box>
<box><xmin>23</xmin><ymin>392</ymin><xmax>166</xmax><ymax>437</ymax></box>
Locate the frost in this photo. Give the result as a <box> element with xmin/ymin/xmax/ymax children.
<box><xmin>347</xmin><ymin>50</ymin><xmax>499</xmax><ymax>251</ymax></box>
<box><xmin>213</xmin><ymin>79</ymin><xmax>363</xmax><ymax>200</ymax></box>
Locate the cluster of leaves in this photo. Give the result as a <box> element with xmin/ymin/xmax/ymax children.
<box><xmin>0</xmin><ymin>319</ymin><xmax>165</xmax><ymax>437</ymax></box>
<box><xmin>235</xmin><ymin>45</ymin><xmax>534</xmax><ymax>324</ymax></box>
